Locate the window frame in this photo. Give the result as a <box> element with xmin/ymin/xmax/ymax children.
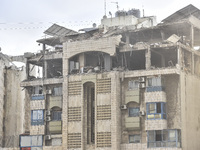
<box><xmin>147</xmin><ymin>77</ymin><xmax>162</xmax><ymax>87</ymax></box>
<box><xmin>147</xmin><ymin>129</ymin><xmax>179</xmax><ymax>148</ymax></box>
<box><xmin>129</xmin><ymin>134</ymin><xmax>141</xmax><ymax>143</ymax></box>
<box><xmin>52</xmin><ymin>86</ymin><xmax>62</xmax><ymax>96</ymax></box>
<box><xmin>20</xmin><ymin>135</ymin><xmax>43</xmax><ymax>148</ymax></box>
<box><xmin>128</xmin><ymin>80</ymin><xmax>139</xmax><ymax>90</ymax></box>
<box><xmin>128</xmin><ymin>107</ymin><xmax>140</xmax><ymax>117</ymax></box>
<box><xmin>52</xmin><ymin>111</ymin><xmax>62</xmax><ymax>121</ymax></box>
<box><xmin>146</xmin><ymin>102</ymin><xmax>166</xmax><ymax>120</ymax></box>
<box><xmin>31</xmin><ymin>110</ymin><xmax>44</xmax><ymax>125</ymax></box>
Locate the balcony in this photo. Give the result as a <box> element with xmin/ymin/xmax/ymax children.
<box><xmin>49</xmin><ymin>96</ymin><xmax>62</xmax><ymax>109</ymax></box>
<box><xmin>49</xmin><ymin>121</ymin><xmax>62</xmax><ymax>134</ymax></box>
<box><xmin>145</xmin><ymin>91</ymin><xmax>166</xmax><ymax>103</ymax></box>
<box><xmin>125</xmin><ymin>90</ymin><xmax>140</xmax><ymax>104</ymax></box>
<box><xmin>125</xmin><ymin>117</ymin><xmax>140</xmax><ymax>130</ymax></box>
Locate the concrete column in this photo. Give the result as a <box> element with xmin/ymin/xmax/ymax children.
<box><xmin>26</xmin><ymin>61</ymin><xmax>29</xmax><ymax>79</ymax></box>
<box><xmin>160</xmin><ymin>30</ymin><xmax>165</xmax><ymax>41</ymax></box>
<box><xmin>62</xmin><ymin>77</ymin><xmax>69</xmax><ymax>149</ymax></box>
<box><xmin>192</xmin><ymin>52</ymin><xmax>195</xmax><ymax>74</ymax></box>
<box><xmin>79</xmin><ymin>53</ymin><xmax>85</xmax><ymax>69</ymax></box>
<box><xmin>44</xmin><ymin>61</ymin><xmax>47</xmax><ymax>78</ymax></box>
<box><xmin>125</xmin><ymin>33</ymin><xmax>130</xmax><ymax>51</ymax></box>
<box><xmin>111</xmin><ymin>72</ymin><xmax>121</xmax><ymax>150</ymax></box>
<box><xmin>177</xmin><ymin>45</ymin><xmax>182</xmax><ymax>69</ymax></box>
<box><xmin>145</xmin><ymin>46</ymin><xmax>151</xmax><ymax>69</ymax></box>
<box><xmin>190</xmin><ymin>25</ymin><xmax>194</xmax><ymax>48</ymax></box>
<box><xmin>104</xmin><ymin>54</ymin><xmax>112</xmax><ymax>71</ymax></box>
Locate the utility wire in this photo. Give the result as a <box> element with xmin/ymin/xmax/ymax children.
<box><xmin>0</xmin><ymin>20</ymin><xmax>100</xmax><ymax>25</ymax></box>
<box><xmin>0</xmin><ymin>23</ymin><xmax>100</xmax><ymax>30</ymax></box>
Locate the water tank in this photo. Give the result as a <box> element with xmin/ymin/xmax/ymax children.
<box><xmin>115</xmin><ymin>10</ymin><xmax>128</xmax><ymax>17</ymax></box>
<box><xmin>127</xmin><ymin>9</ymin><xmax>140</xmax><ymax>18</ymax></box>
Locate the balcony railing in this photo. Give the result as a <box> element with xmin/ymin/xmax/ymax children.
<box><xmin>31</xmin><ymin>94</ymin><xmax>45</xmax><ymax>100</ymax></box>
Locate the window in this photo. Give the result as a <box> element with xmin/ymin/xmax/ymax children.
<box><xmin>147</xmin><ymin>130</ymin><xmax>180</xmax><ymax>148</ymax></box>
<box><xmin>20</xmin><ymin>135</ymin><xmax>43</xmax><ymax>148</ymax></box>
<box><xmin>33</xmin><ymin>86</ymin><xmax>43</xmax><ymax>94</ymax></box>
<box><xmin>147</xmin><ymin>77</ymin><xmax>162</xmax><ymax>87</ymax></box>
<box><xmin>129</xmin><ymin>107</ymin><xmax>140</xmax><ymax>117</ymax></box>
<box><xmin>31</xmin><ymin>110</ymin><xmax>44</xmax><ymax>125</ymax></box>
<box><xmin>146</xmin><ymin>102</ymin><xmax>166</xmax><ymax>119</ymax></box>
<box><xmin>128</xmin><ymin>80</ymin><xmax>139</xmax><ymax>90</ymax></box>
<box><xmin>52</xmin><ymin>111</ymin><xmax>62</xmax><ymax>121</ymax></box>
<box><xmin>129</xmin><ymin>135</ymin><xmax>140</xmax><ymax>143</ymax></box>
<box><xmin>52</xmin><ymin>87</ymin><xmax>62</xmax><ymax>96</ymax></box>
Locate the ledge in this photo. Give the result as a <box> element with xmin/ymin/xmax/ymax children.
<box><xmin>21</xmin><ymin>78</ymin><xmax>63</xmax><ymax>87</ymax></box>
<box><xmin>123</xmin><ymin>68</ymin><xmax>180</xmax><ymax>78</ymax></box>
<box><xmin>145</xmin><ymin>120</ymin><xmax>167</xmax><ymax>130</ymax></box>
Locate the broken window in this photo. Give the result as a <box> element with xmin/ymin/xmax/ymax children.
<box><xmin>46</xmin><ymin>59</ymin><xmax>62</xmax><ymax>78</ymax></box>
<box><xmin>147</xmin><ymin>130</ymin><xmax>180</xmax><ymax>148</ymax></box>
<box><xmin>128</xmin><ymin>80</ymin><xmax>139</xmax><ymax>90</ymax></box>
<box><xmin>69</xmin><ymin>52</ymin><xmax>112</xmax><ymax>74</ymax></box>
<box><xmin>33</xmin><ymin>86</ymin><xmax>43</xmax><ymax>94</ymax></box>
<box><xmin>146</xmin><ymin>102</ymin><xmax>166</xmax><ymax>119</ymax></box>
<box><xmin>129</xmin><ymin>135</ymin><xmax>140</xmax><ymax>143</ymax></box>
<box><xmin>31</xmin><ymin>86</ymin><xmax>44</xmax><ymax>100</ymax></box>
<box><xmin>151</xmin><ymin>48</ymin><xmax>177</xmax><ymax>69</ymax></box>
<box><xmin>52</xmin><ymin>87</ymin><xmax>62</xmax><ymax>96</ymax></box>
<box><xmin>129</xmin><ymin>107</ymin><xmax>140</xmax><ymax>117</ymax></box>
<box><xmin>114</xmin><ymin>51</ymin><xmax>145</xmax><ymax>71</ymax></box>
<box><xmin>182</xmin><ymin>49</ymin><xmax>192</xmax><ymax>73</ymax></box>
<box><xmin>31</xmin><ymin>110</ymin><xmax>44</xmax><ymax>125</ymax></box>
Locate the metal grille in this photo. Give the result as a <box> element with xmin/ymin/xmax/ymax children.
<box><xmin>97</xmin><ymin>132</ymin><xmax>111</xmax><ymax>147</ymax></box>
<box><xmin>68</xmin><ymin>81</ymin><xmax>81</xmax><ymax>96</ymax></box>
<box><xmin>68</xmin><ymin>107</ymin><xmax>81</xmax><ymax>122</ymax></box>
<box><xmin>67</xmin><ymin>133</ymin><xmax>81</xmax><ymax>148</ymax></box>
<box><xmin>97</xmin><ymin>105</ymin><xmax>111</xmax><ymax>120</ymax></box>
<box><xmin>97</xmin><ymin>78</ymin><xmax>111</xmax><ymax>93</ymax></box>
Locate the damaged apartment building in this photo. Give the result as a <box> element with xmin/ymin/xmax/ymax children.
<box><xmin>19</xmin><ymin>4</ymin><xmax>200</xmax><ymax>150</ymax></box>
<box><xmin>0</xmin><ymin>52</ymin><xmax>27</xmax><ymax>149</ymax></box>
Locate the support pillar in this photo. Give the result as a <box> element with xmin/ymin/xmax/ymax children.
<box><xmin>145</xmin><ymin>46</ymin><xmax>151</xmax><ymax>69</ymax></box>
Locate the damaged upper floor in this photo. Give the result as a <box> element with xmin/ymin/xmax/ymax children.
<box><xmin>22</xmin><ymin>4</ymin><xmax>200</xmax><ymax>81</ymax></box>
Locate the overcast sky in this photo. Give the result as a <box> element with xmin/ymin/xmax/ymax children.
<box><xmin>1</xmin><ymin>0</ymin><xmax>200</xmax><ymax>56</ymax></box>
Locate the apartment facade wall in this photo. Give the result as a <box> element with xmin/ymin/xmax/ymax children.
<box><xmin>0</xmin><ymin>59</ymin><xmax>6</xmax><ymax>147</ymax></box>
<box><xmin>180</xmin><ymin>73</ymin><xmax>200</xmax><ymax>150</ymax></box>
<box><xmin>3</xmin><ymin>68</ymin><xmax>26</xmax><ymax>147</ymax></box>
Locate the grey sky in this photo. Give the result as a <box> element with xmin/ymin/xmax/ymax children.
<box><xmin>0</xmin><ymin>0</ymin><xmax>200</xmax><ymax>56</ymax></box>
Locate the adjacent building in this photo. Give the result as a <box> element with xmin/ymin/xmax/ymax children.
<box><xmin>14</xmin><ymin>4</ymin><xmax>200</xmax><ymax>150</ymax></box>
<box><xmin>0</xmin><ymin>53</ymin><xmax>27</xmax><ymax>149</ymax></box>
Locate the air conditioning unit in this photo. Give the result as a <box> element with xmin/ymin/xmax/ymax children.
<box><xmin>139</xmin><ymin>77</ymin><xmax>145</xmax><ymax>82</ymax></box>
<box><xmin>140</xmin><ymin>111</ymin><xmax>145</xmax><ymax>116</ymax></box>
<box><xmin>46</xmin><ymin>110</ymin><xmax>51</xmax><ymax>116</ymax></box>
<box><xmin>46</xmin><ymin>116</ymin><xmax>51</xmax><ymax>121</ymax></box>
<box><xmin>46</xmin><ymin>89</ymin><xmax>52</xmax><ymax>94</ymax></box>
<box><xmin>45</xmin><ymin>135</ymin><xmax>51</xmax><ymax>140</ymax></box>
<box><xmin>121</xmin><ymin>105</ymin><xmax>127</xmax><ymax>110</ymax></box>
<box><xmin>140</xmin><ymin>83</ymin><xmax>146</xmax><ymax>88</ymax></box>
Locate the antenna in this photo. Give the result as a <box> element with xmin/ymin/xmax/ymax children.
<box><xmin>104</xmin><ymin>0</ymin><xmax>107</xmax><ymax>16</ymax></box>
<box><xmin>142</xmin><ymin>5</ymin><xmax>145</xmax><ymax>17</ymax></box>
<box><xmin>111</xmin><ymin>2</ymin><xmax>119</xmax><ymax>11</ymax></box>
